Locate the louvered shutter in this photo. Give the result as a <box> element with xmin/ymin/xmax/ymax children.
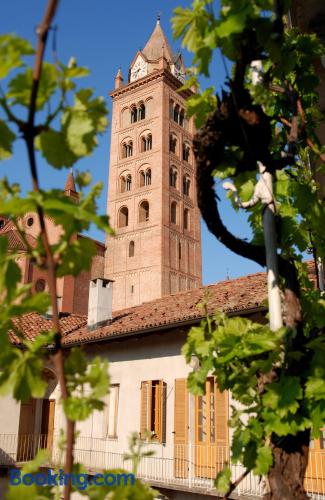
<box><xmin>156</xmin><ymin>380</ymin><xmax>167</xmax><ymax>443</ymax></box>
<box><xmin>140</xmin><ymin>381</ymin><xmax>151</xmax><ymax>439</ymax></box>
<box><xmin>215</xmin><ymin>385</ymin><xmax>228</xmax><ymax>446</ymax></box>
<box><xmin>174</xmin><ymin>379</ymin><xmax>188</xmax><ymax>478</ymax></box>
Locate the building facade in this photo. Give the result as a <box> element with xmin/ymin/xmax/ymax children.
<box><xmin>105</xmin><ymin>18</ymin><xmax>202</xmax><ymax>311</ymax></box>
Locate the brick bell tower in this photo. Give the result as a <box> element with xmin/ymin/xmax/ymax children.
<box><xmin>105</xmin><ymin>17</ymin><xmax>202</xmax><ymax>311</ymax></box>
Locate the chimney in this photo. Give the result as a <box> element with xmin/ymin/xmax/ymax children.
<box><xmin>87</xmin><ymin>278</ymin><xmax>113</xmax><ymax>328</ymax></box>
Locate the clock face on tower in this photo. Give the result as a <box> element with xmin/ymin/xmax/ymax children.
<box><xmin>130</xmin><ymin>57</ymin><xmax>148</xmax><ymax>82</ymax></box>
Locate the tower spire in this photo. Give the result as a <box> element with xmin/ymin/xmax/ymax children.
<box><xmin>64</xmin><ymin>169</ymin><xmax>79</xmax><ymax>201</ymax></box>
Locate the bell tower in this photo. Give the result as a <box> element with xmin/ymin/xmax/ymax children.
<box><xmin>105</xmin><ymin>18</ymin><xmax>202</xmax><ymax>311</ymax></box>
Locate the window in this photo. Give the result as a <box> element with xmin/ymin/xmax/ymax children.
<box><xmin>140</xmin><ymin>380</ymin><xmax>166</xmax><ymax>443</ymax></box>
<box><xmin>126</xmin><ymin>174</ymin><xmax>132</xmax><ymax>191</ymax></box>
<box><xmin>103</xmin><ymin>384</ymin><xmax>119</xmax><ymax>438</ymax></box>
<box><xmin>141</xmin><ymin>134</ymin><xmax>152</xmax><ymax>152</ymax></box>
<box><xmin>173</xmin><ymin>104</ymin><xmax>180</xmax><ymax>124</ymax></box>
<box><xmin>35</xmin><ymin>279</ymin><xmax>46</xmax><ymax>292</ymax></box>
<box><xmin>184</xmin><ymin>208</ymin><xmax>189</xmax><ymax>230</ymax></box>
<box><xmin>171</xmin><ymin>201</ymin><xmax>177</xmax><ymax>224</ymax></box>
<box><xmin>0</xmin><ymin>219</ymin><xmax>5</xmax><ymax>230</ymax></box>
<box><xmin>122</xmin><ymin>140</ymin><xmax>133</xmax><ymax>158</ymax></box>
<box><xmin>145</xmin><ymin>168</ymin><xmax>151</xmax><ymax>186</ymax></box>
<box><xmin>183</xmin><ymin>143</ymin><xmax>190</xmax><ymax>162</ymax></box>
<box><xmin>196</xmin><ymin>378</ymin><xmax>228</xmax><ymax>447</ymax></box>
<box><xmin>179</xmin><ymin>109</ymin><xmax>185</xmax><ymax>127</ymax></box>
<box><xmin>27</xmin><ymin>217</ymin><xmax>34</xmax><ymax>227</ymax></box>
<box><xmin>118</xmin><ymin>206</ymin><xmax>128</xmax><ymax>228</ymax></box>
<box><xmin>139</xmin><ymin>170</ymin><xmax>145</xmax><ymax>187</ymax></box>
<box><xmin>139</xmin><ymin>200</ymin><xmax>149</xmax><ymax>223</ymax></box>
<box><xmin>129</xmin><ymin>240</ymin><xmax>135</xmax><ymax>257</ymax></box>
<box><xmin>138</xmin><ymin>102</ymin><xmax>145</xmax><ymax>120</ymax></box>
<box><xmin>169</xmin><ymin>167</ymin><xmax>177</xmax><ymax>188</ymax></box>
<box><xmin>169</xmin><ymin>99</ymin><xmax>174</xmax><ymax>119</ymax></box>
<box><xmin>169</xmin><ymin>134</ymin><xmax>177</xmax><ymax>154</ymax></box>
<box><xmin>183</xmin><ymin>175</ymin><xmax>190</xmax><ymax>196</ymax></box>
<box><xmin>130</xmin><ymin>106</ymin><xmax>137</xmax><ymax>123</ymax></box>
<box><xmin>179</xmin><ymin>241</ymin><xmax>182</xmax><ymax>260</ymax></box>
<box><xmin>120</xmin><ymin>173</ymin><xmax>132</xmax><ymax>193</ymax></box>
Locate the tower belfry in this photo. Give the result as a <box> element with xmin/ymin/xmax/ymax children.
<box><xmin>105</xmin><ymin>19</ymin><xmax>202</xmax><ymax>311</ymax></box>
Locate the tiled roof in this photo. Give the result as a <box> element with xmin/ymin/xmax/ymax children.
<box><xmin>10</xmin><ymin>313</ymin><xmax>87</xmax><ymax>345</ymax></box>
<box><xmin>1</xmin><ymin>230</ymin><xmax>37</xmax><ymax>250</ymax></box>
<box><xmin>142</xmin><ymin>20</ymin><xmax>174</xmax><ymax>62</ymax></box>
<box><xmin>10</xmin><ymin>262</ymin><xmax>317</xmax><ymax>347</ymax></box>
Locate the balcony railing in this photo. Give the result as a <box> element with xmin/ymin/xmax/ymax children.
<box><xmin>0</xmin><ymin>434</ymin><xmax>324</xmax><ymax>499</ymax></box>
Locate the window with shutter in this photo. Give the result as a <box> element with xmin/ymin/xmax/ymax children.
<box><xmin>174</xmin><ymin>379</ymin><xmax>188</xmax><ymax>478</ymax></box>
<box><xmin>195</xmin><ymin>377</ymin><xmax>229</xmax><ymax>478</ymax></box>
<box><xmin>140</xmin><ymin>380</ymin><xmax>166</xmax><ymax>443</ymax></box>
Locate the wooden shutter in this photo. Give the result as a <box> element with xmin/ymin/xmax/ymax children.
<box><xmin>156</xmin><ymin>381</ymin><xmax>167</xmax><ymax>443</ymax></box>
<box><xmin>140</xmin><ymin>381</ymin><xmax>151</xmax><ymax>439</ymax></box>
<box><xmin>174</xmin><ymin>379</ymin><xmax>188</xmax><ymax>478</ymax></box>
<box><xmin>215</xmin><ymin>384</ymin><xmax>228</xmax><ymax>447</ymax></box>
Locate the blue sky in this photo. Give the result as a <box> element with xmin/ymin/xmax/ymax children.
<box><xmin>0</xmin><ymin>0</ymin><xmax>263</xmax><ymax>284</ymax></box>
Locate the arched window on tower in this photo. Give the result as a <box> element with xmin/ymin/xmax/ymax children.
<box><xmin>171</xmin><ymin>201</ymin><xmax>177</xmax><ymax>224</ymax></box>
<box><xmin>179</xmin><ymin>241</ymin><xmax>182</xmax><ymax>260</ymax></box>
<box><xmin>118</xmin><ymin>206</ymin><xmax>129</xmax><ymax>228</ymax></box>
<box><xmin>139</xmin><ymin>170</ymin><xmax>145</xmax><ymax>187</ymax></box>
<box><xmin>169</xmin><ymin>134</ymin><xmax>177</xmax><ymax>154</ymax></box>
<box><xmin>182</xmin><ymin>142</ymin><xmax>190</xmax><ymax>162</ymax></box>
<box><xmin>145</xmin><ymin>168</ymin><xmax>151</xmax><ymax>186</ymax></box>
<box><xmin>138</xmin><ymin>102</ymin><xmax>145</xmax><ymax>120</ymax></box>
<box><xmin>129</xmin><ymin>240</ymin><xmax>135</xmax><ymax>257</ymax></box>
<box><xmin>183</xmin><ymin>175</ymin><xmax>190</xmax><ymax>196</ymax></box>
<box><xmin>126</xmin><ymin>174</ymin><xmax>132</xmax><ymax>191</ymax></box>
<box><xmin>169</xmin><ymin>167</ymin><xmax>177</xmax><ymax>188</ymax></box>
<box><xmin>120</xmin><ymin>175</ymin><xmax>126</xmax><ymax>193</ymax></box>
<box><xmin>179</xmin><ymin>109</ymin><xmax>185</xmax><ymax>127</ymax></box>
<box><xmin>130</xmin><ymin>106</ymin><xmax>137</xmax><ymax>123</ymax></box>
<box><xmin>141</xmin><ymin>133</ymin><xmax>152</xmax><ymax>152</ymax></box>
<box><xmin>173</xmin><ymin>104</ymin><xmax>180</xmax><ymax>124</ymax></box>
<box><xmin>169</xmin><ymin>99</ymin><xmax>174</xmax><ymax>119</ymax></box>
<box><xmin>184</xmin><ymin>208</ymin><xmax>190</xmax><ymax>230</ymax></box>
<box><xmin>139</xmin><ymin>200</ymin><xmax>149</xmax><ymax>223</ymax></box>
<box><xmin>122</xmin><ymin>140</ymin><xmax>133</xmax><ymax>158</ymax></box>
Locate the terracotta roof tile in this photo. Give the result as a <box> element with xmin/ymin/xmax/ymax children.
<box><xmin>10</xmin><ymin>261</ymin><xmax>317</xmax><ymax>347</ymax></box>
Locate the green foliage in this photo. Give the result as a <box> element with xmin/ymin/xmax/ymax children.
<box><xmin>63</xmin><ymin>348</ymin><xmax>110</xmax><ymax>421</ymax></box>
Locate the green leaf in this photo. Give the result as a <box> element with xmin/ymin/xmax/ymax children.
<box><xmin>254</xmin><ymin>445</ymin><xmax>273</xmax><ymax>475</ymax></box>
<box><xmin>36</xmin><ymin>129</ymin><xmax>77</xmax><ymax>168</ymax></box>
<box><xmin>0</xmin><ymin>34</ymin><xmax>33</xmax><ymax>78</ymax></box>
<box><xmin>0</xmin><ymin>120</ymin><xmax>16</xmax><ymax>160</ymax></box>
<box><xmin>7</xmin><ymin>62</ymin><xmax>58</xmax><ymax>110</ymax></box>
<box><xmin>215</xmin><ymin>466</ymin><xmax>231</xmax><ymax>494</ymax></box>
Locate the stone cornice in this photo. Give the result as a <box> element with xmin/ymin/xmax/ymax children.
<box><xmin>109</xmin><ymin>69</ymin><xmax>194</xmax><ymax>100</ymax></box>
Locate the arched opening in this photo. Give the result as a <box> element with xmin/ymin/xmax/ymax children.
<box><xmin>173</xmin><ymin>104</ymin><xmax>180</xmax><ymax>124</ymax></box>
<box><xmin>182</xmin><ymin>143</ymin><xmax>190</xmax><ymax>162</ymax></box>
<box><xmin>184</xmin><ymin>208</ymin><xmax>190</xmax><ymax>230</ymax></box>
<box><xmin>138</xmin><ymin>102</ymin><xmax>145</xmax><ymax>120</ymax></box>
<box><xmin>169</xmin><ymin>134</ymin><xmax>177</xmax><ymax>154</ymax></box>
<box><xmin>179</xmin><ymin>109</ymin><xmax>185</xmax><ymax>127</ymax></box>
<box><xmin>122</xmin><ymin>140</ymin><xmax>133</xmax><ymax>158</ymax></box>
<box><xmin>120</xmin><ymin>175</ymin><xmax>126</xmax><ymax>193</ymax></box>
<box><xmin>169</xmin><ymin>99</ymin><xmax>174</xmax><ymax>119</ymax></box>
<box><xmin>179</xmin><ymin>241</ymin><xmax>182</xmax><ymax>259</ymax></box>
<box><xmin>129</xmin><ymin>240</ymin><xmax>135</xmax><ymax>257</ymax></box>
<box><xmin>139</xmin><ymin>200</ymin><xmax>149</xmax><ymax>223</ymax></box>
<box><xmin>130</xmin><ymin>106</ymin><xmax>137</xmax><ymax>124</ymax></box>
<box><xmin>169</xmin><ymin>167</ymin><xmax>177</xmax><ymax>188</ymax></box>
<box><xmin>145</xmin><ymin>168</ymin><xmax>151</xmax><ymax>186</ymax></box>
<box><xmin>183</xmin><ymin>175</ymin><xmax>191</xmax><ymax>196</ymax></box>
<box><xmin>126</xmin><ymin>174</ymin><xmax>132</xmax><ymax>191</ymax></box>
<box><xmin>141</xmin><ymin>134</ymin><xmax>152</xmax><ymax>152</ymax></box>
<box><xmin>118</xmin><ymin>206</ymin><xmax>129</xmax><ymax>228</ymax></box>
<box><xmin>139</xmin><ymin>170</ymin><xmax>145</xmax><ymax>187</ymax></box>
<box><xmin>171</xmin><ymin>201</ymin><xmax>177</xmax><ymax>224</ymax></box>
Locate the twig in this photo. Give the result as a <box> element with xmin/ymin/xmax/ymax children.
<box><xmin>23</xmin><ymin>1</ymin><xmax>75</xmax><ymax>499</ymax></box>
<box><xmin>222</xmin><ymin>469</ymin><xmax>250</xmax><ymax>499</ymax></box>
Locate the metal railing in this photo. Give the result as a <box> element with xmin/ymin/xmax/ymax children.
<box><xmin>0</xmin><ymin>434</ymin><xmax>324</xmax><ymax>498</ymax></box>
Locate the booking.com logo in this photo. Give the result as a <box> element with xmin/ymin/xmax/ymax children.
<box><xmin>10</xmin><ymin>468</ymin><xmax>136</xmax><ymax>490</ymax></box>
